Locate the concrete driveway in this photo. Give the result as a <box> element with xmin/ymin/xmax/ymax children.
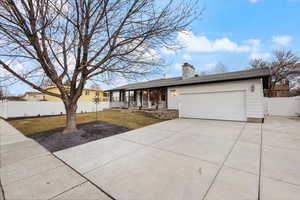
<box><xmin>54</xmin><ymin>117</ymin><xmax>300</xmax><ymax>200</ymax></box>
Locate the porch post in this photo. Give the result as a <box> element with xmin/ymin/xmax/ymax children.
<box><xmin>128</xmin><ymin>91</ymin><xmax>130</xmax><ymax>108</ymax></box>
<box><xmin>109</xmin><ymin>91</ymin><xmax>112</xmax><ymax>102</ymax></box>
<box><xmin>148</xmin><ymin>89</ymin><xmax>151</xmax><ymax>109</ymax></box>
<box><xmin>140</xmin><ymin>90</ymin><xmax>143</xmax><ymax>109</ymax></box>
<box><xmin>165</xmin><ymin>88</ymin><xmax>168</xmax><ymax>109</ymax></box>
<box><xmin>134</xmin><ymin>90</ymin><xmax>137</xmax><ymax>107</ymax></box>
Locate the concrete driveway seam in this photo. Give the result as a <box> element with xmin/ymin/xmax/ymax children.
<box><xmin>201</xmin><ymin>122</ymin><xmax>247</xmax><ymax>200</ymax></box>
<box><xmin>0</xmin><ymin>179</ymin><xmax>5</xmax><ymax>200</ymax></box>
<box><xmin>117</xmin><ymin>135</ymin><xmax>221</xmax><ymax>166</ymax></box>
<box><xmin>258</xmin><ymin>123</ymin><xmax>263</xmax><ymax>200</ymax></box>
<box><xmin>52</xmin><ymin>153</ymin><xmax>116</xmax><ymax>200</ymax></box>
<box><xmin>260</xmin><ymin>175</ymin><xmax>300</xmax><ymax>187</ymax></box>
<box><xmin>48</xmin><ymin>181</ymin><xmax>88</xmax><ymax>200</ymax></box>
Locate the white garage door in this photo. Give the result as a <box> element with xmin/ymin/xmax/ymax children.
<box><xmin>179</xmin><ymin>91</ymin><xmax>246</xmax><ymax>121</ymax></box>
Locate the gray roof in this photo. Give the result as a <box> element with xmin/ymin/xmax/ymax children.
<box><xmin>107</xmin><ymin>68</ymin><xmax>270</xmax><ymax>91</ymax></box>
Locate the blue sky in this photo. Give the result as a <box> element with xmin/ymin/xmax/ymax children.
<box><xmin>7</xmin><ymin>0</ymin><xmax>300</xmax><ymax>94</ymax></box>
<box><xmin>161</xmin><ymin>0</ymin><xmax>300</xmax><ymax>77</ymax></box>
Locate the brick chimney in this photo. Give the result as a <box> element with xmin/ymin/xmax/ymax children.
<box><xmin>182</xmin><ymin>63</ymin><xmax>195</xmax><ymax>80</ymax></box>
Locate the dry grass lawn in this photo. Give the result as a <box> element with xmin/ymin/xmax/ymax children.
<box><xmin>9</xmin><ymin>109</ymin><xmax>165</xmax><ymax>135</ymax></box>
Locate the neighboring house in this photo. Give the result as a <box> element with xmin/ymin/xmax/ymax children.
<box><xmin>273</xmin><ymin>84</ymin><xmax>289</xmax><ymax>91</ymax></box>
<box><xmin>106</xmin><ymin>63</ymin><xmax>271</xmax><ymax>123</ymax></box>
<box><xmin>263</xmin><ymin>78</ymin><xmax>291</xmax><ymax>97</ymax></box>
<box><xmin>43</xmin><ymin>86</ymin><xmax>108</xmax><ymax>102</ymax></box>
<box><xmin>22</xmin><ymin>92</ymin><xmax>44</xmax><ymax>101</ymax></box>
<box><xmin>267</xmin><ymin>80</ymin><xmax>290</xmax><ymax>97</ymax></box>
<box><xmin>2</xmin><ymin>95</ymin><xmax>25</xmax><ymax>101</ymax></box>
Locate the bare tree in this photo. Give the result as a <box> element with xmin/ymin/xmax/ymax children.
<box><xmin>40</xmin><ymin>78</ymin><xmax>54</xmax><ymax>88</ymax></box>
<box><xmin>198</xmin><ymin>71</ymin><xmax>207</xmax><ymax>76</ymax></box>
<box><xmin>0</xmin><ymin>85</ymin><xmax>9</xmax><ymax>101</ymax></box>
<box><xmin>0</xmin><ymin>0</ymin><xmax>201</xmax><ymax>133</ymax></box>
<box><xmin>0</xmin><ymin>86</ymin><xmax>3</xmax><ymax>100</ymax></box>
<box><xmin>214</xmin><ymin>62</ymin><xmax>228</xmax><ymax>74</ymax></box>
<box><xmin>250</xmin><ymin>59</ymin><xmax>269</xmax><ymax>69</ymax></box>
<box><xmin>250</xmin><ymin>50</ymin><xmax>300</xmax><ymax>89</ymax></box>
<box><xmin>90</xmin><ymin>82</ymin><xmax>101</xmax><ymax>90</ymax></box>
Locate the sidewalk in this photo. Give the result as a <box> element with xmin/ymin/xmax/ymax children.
<box><xmin>0</xmin><ymin>119</ymin><xmax>111</xmax><ymax>200</ymax></box>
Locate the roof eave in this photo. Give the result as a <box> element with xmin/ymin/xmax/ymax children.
<box><xmin>106</xmin><ymin>74</ymin><xmax>270</xmax><ymax>92</ymax></box>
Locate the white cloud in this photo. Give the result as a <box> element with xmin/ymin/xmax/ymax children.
<box><xmin>174</xmin><ymin>63</ymin><xmax>182</xmax><ymax>70</ymax></box>
<box><xmin>178</xmin><ymin>31</ymin><xmax>251</xmax><ymax>53</ymax></box>
<box><xmin>1</xmin><ymin>60</ymin><xmax>24</xmax><ymax>75</ymax></box>
<box><xmin>141</xmin><ymin>48</ymin><xmax>160</xmax><ymax>63</ymax></box>
<box><xmin>202</xmin><ymin>63</ymin><xmax>217</xmax><ymax>71</ymax></box>
<box><xmin>182</xmin><ymin>54</ymin><xmax>192</xmax><ymax>60</ymax></box>
<box><xmin>15</xmin><ymin>62</ymin><xmax>24</xmax><ymax>73</ymax></box>
<box><xmin>246</xmin><ymin>39</ymin><xmax>261</xmax><ymax>49</ymax></box>
<box><xmin>272</xmin><ymin>35</ymin><xmax>292</xmax><ymax>46</ymax></box>
<box><xmin>115</xmin><ymin>37</ymin><xmax>160</xmax><ymax>63</ymax></box>
<box><xmin>250</xmin><ymin>52</ymin><xmax>271</xmax><ymax>60</ymax></box>
<box><xmin>160</xmin><ymin>46</ymin><xmax>176</xmax><ymax>55</ymax></box>
<box><xmin>244</xmin><ymin>39</ymin><xmax>271</xmax><ymax>60</ymax></box>
<box><xmin>248</xmin><ymin>0</ymin><xmax>259</xmax><ymax>3</ymax></box>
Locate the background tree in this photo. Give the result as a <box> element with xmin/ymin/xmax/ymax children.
<box><xmin>90</xmin><ymin>82</ymin><xmax>102</xmax><ymax>90</ymax></box>
<box><xmin>198</xmin><ymin>71</ymin><xmax>207</xmax><ymax>75</ymax></box>
<box><xmin>40</xmin><ymin>78</ymin><xmax>54</xmax><ymax>88</ymax></box>
<box><xmin>0</xmin><ymin>85</ymin><xmax>9</xmax><ymax>101</ymax></box>
<box><xmin>249</xmin><ymin>50</ymin><xmax>300</xmax><ymax>89</ymax></box>
<box><xmin>0</xmin><ymin>86</ymin><xmax>3</xmax><ymax>100</ymax></box>
<box><xmin>214</xmin><ymin>62</ymin><xmax>228</xmax><ymax>74</ymax></box>
<box><xmin>0</xmin><ymin>0</ymin><xmax>201</xmax><ymax>133</ymax></box>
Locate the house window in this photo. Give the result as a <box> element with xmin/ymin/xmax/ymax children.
<box><xmin>85</xmin><ymin>90</ymin><xmax>90</xmax><ymax>96</ymax></box>
<box><xmin>129</xmin><ymin>91</ymin><xmax>135</xmax><ymax>102</ymax></box>
<box><xmin>112</xmin><ymin>91</ymin><xmax>119</xmax><ymax>102</ymax></box>
<box><xmin>96</xmin><ymin>91</ymin><xmax>99</xmax><ymax>97</ymax></box>
<box><xmin>103</xmin><ymin>92</ymin><xmax>108</xmax><ymax>97</ymax></box>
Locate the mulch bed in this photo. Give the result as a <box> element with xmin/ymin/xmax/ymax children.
<box><xmin>27</xmin><ymin>121</ymin><xmax>131</xmax><ymax>152</ymax></box>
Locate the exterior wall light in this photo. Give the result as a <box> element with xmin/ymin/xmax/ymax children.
<box><xmin>170</xmin><ymin>90</ymin><xmax>177</xmax><ymax>96</ymax></box>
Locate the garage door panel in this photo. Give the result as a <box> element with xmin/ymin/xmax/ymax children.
<box><xmin>179</xmin><ymin>91</ymin><xmax>246</xmax><ymax>121</ymax></box>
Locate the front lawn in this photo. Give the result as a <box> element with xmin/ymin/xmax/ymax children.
<box><xmin>9</xmin><ymin>109</ymin><xmax>165</xmax><ymax>135</ymax></box>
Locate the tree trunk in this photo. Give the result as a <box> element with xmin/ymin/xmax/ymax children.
<box><xmin>63</xmin><ymin>102</ymin><xmax>78</xmax><ymax>134</ymax></box>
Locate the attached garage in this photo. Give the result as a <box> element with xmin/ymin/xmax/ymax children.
<box><xmin>179</xmin><ymin>90</ymin><xmax>246</xmax><ymax>121</ymax></box>
<box><xmin>169</xmin><ymin>78</ymin><xmax>268</xmax><ymax>123</ymax></box>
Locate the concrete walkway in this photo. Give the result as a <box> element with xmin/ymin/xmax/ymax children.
<box><xmin>1</xmin><ymin>117</ymin><xmax>300</xmax><ymax>200</ymax></box>
<box><xmin>0</xmin><ymin>119</ymin><xmax>112</xmax><ymax>200</ymax></box>
<box><xmin>54</xmin><ymin>117</ymin><xmax>300</xmax><ymax>200</ymax></box>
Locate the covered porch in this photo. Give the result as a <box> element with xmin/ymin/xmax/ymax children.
<box><xmin>109</xmin><ymin>88</ymin><xmax>167</xmax><ymax>110</ymax></box>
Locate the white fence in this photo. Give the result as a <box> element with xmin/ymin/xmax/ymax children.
<box><xmin>0</xmin><ymin>101</ymin><xmax>109</xmax><ymax>119</ymax></box>
<box><xmin>1</xmin><ymin>98</ymin><xmax>299</xmax><ymax>119</ymax></box>
<box><xmin>264</xmin><ymin>97</ymin><xmax>300</xmax><ymax>117</ymax></box>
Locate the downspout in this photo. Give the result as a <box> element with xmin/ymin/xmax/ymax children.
<box><xmin>140</xmin><ymin>90</ymin><xmax>143</xmax><ymax>110</ymax></box>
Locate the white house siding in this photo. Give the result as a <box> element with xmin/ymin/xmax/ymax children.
<box><xmin>167</xmin><ymin>78</ymin><xmax>264</xmax><ymax>120</ymax></box>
